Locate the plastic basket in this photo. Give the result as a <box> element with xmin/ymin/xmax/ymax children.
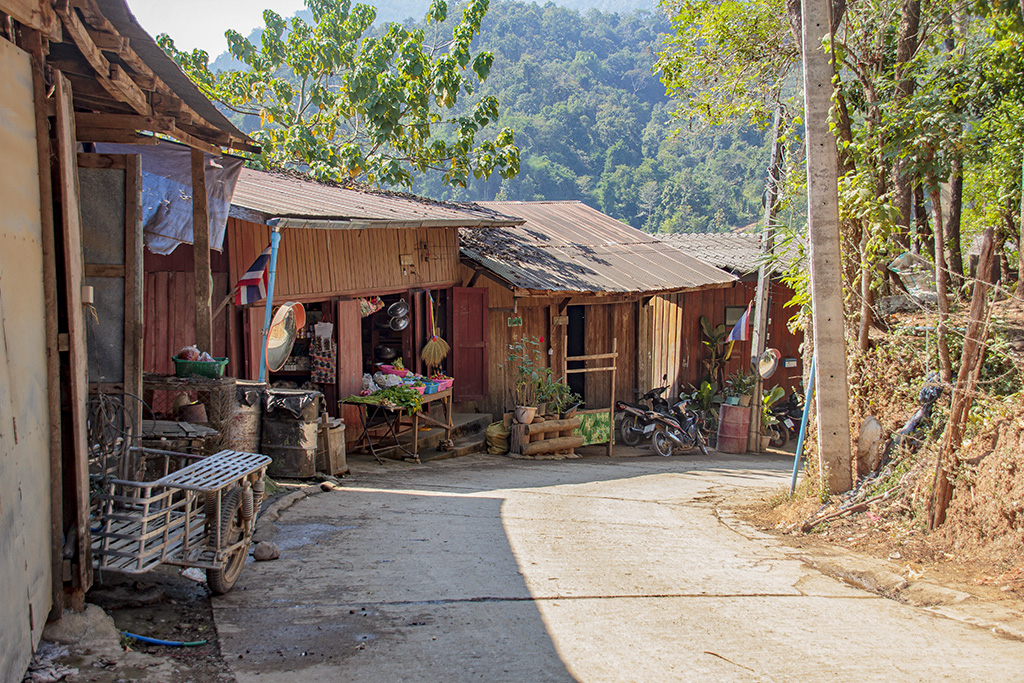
<box><xmin>173</xmin><ymin>357</ymin><xmax>228</xmax><ymax>379</ymax></box>
<box><xmin>423</xmin><ymin>382</ymin><xmax>438</xmax><ymax>395</ymax></box>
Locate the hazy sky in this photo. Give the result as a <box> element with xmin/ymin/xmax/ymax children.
<box><xmin>127</xmin><ymin>0</ymin><xmax>305</xmax><ymax>55</ymax></box>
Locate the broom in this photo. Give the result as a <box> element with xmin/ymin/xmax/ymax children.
<box><xmin>420</xmin><ymin>290</ymin><xmax>450</xmax><ymax>369</ymax></box>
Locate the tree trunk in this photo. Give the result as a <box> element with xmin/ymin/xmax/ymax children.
<box><xmin>929</xmin><ymin>225</ymin><xmax>995</xmax><ymax>529</ymax></box>
<box><xmin>946</xmin><ymin>155</ymin><xmax>965</xmax><ymax>294</ymax></box>
<box><xmin>914</xmin><ymin>184</ymin><xmax>931</xmax><ymax>256</ymax></box>
<box><xmin>858</xmin><ymin>224</ymin><xmax>873</xmax><ymax>352</ymax></box>
<box><xmin>1017</xmin><ymin>154</ymin><xmax>1024</xmax><ymax>299</ymax></box>
<box><xmin>890</xmin><ymin>0</ymin><xmax>921</xmax><ymax>248</ymax></box>
<box><xmin>929</xmin><ymin>181</ymin><xmax>953</xmax><ymax>383</ymax></box>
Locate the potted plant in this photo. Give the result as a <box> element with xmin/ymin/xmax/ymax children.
<box><xmin>685</xmin><ymin>380</ymin><xmax>720</xmax><ymax>443</ymax></box>
<box><xmin>510</xmin><ymin>380</ymin><xmax>537</xmax><ymax>423</ymax></box>
<box><xmin>724</xmin><ymin>369</ymin><xmax>756</xmax><ymax>406</ymax></box>
<box><xmin>545</xmin><ymin>379</ymin><xmax>582</xmax><ymax>419</ymax></box>
<box><xmin>760</xmin><ymin>384</ymin><xmax>786</xmax><ymax>447</ymax></box>
<box><xmin>505</xmin><ymin>337</ymin><xmax>544</xmax><ymax>423</ymax></box>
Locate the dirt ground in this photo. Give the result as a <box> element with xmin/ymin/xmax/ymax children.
<box><xmin>738</xmin><ymin>294</ymin><xmax>1024</xmax><ymax>605</ymax></box>
<box><xmin>80</xmin><ymin>567</ymin><xmax>234</xmax><ymax>682</ymax></box>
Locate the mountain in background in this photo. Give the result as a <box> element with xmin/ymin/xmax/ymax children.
<box><xmin>210</xmin><ymin>0</ymin><xmax>769</xmax><ymax>233</ymax></box>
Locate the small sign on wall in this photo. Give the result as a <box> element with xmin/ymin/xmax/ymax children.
<box><xmin>507</xmin><ymin>316</ymin><xmax>523</xmax><ymax>327</ymax></box>
<box><xmin>552</xmin><ymin>315</ymin><xmax>568</xmax><ymax>326</ymax></box>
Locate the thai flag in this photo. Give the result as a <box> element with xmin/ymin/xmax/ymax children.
<box><xmin>234</xmin><ymin>246</ymin><xmax>271</xmax><ymax>306</ymax></box>
<box><xmin>726</xmin><ymin>302</ymin><xmax>753</xmax><ymax>342</ymax></box>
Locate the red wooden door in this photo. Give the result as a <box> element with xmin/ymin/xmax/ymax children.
<box><xmin>336</xmin><ymin>299</ymin><xmax>363</xmax><ymax>438</ymax></box>
<box><xmin>451</xmin><ymin>287</ymin><xmax>488</xmax><ymax>401</ymax></box>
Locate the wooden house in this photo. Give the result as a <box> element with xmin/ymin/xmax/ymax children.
<box><xmin>222</xmin><ymin>168</ymin><xmax>524</xmax><ymax>425</ymax></box>
<box><xmin>0</xmin><ymin>0</ymin><xmax>255</xmax><ymax>677</ymax></box>
<box><xmin>657</xmin><ymin>232</ymin><xmax>805</xmax><ymax>394</ymax></box>
<box><xmin>458</xmin><ymin>201</ymin><xmax>740</xmax><ymax>418</ymax></box>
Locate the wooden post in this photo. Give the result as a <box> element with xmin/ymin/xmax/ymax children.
<box><xmin>748</xmin><ymin>105</ymin><xmax>786</xmax><ymax>452</ymax></box>
<box><xmin>608</xmin><ymin>337</ymin><xmax>616</xmax><ymax>457</ymax></box>
<box><xmin>124</xmin><ymin>155</ymin><xmax>143</xmax><ymax>436</ymax></box>
<box><xmin>802</xmin><ymin>0</ymin><xmax>853</xmax><ymax>493</ymax></box>
<box><xmin>55</xmin><ymin>70</ymin><xmax>92</xmax><ymax>607</ymax></box>
<box><xmin>191</xmin><ymin>148</ymin><xmax>213</xmax><ymax>353</ymax></box>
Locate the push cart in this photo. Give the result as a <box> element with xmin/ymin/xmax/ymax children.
<box><xmin>91</xmin><ymin>447</ymin><xmax>271</xmax><ymax>594</ymax></box>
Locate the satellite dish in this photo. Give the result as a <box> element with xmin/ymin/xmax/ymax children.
<box><xmin>266</xmin><ymin>302</ymin><xmax>306</xmax><ymax>372</ymax></box>
<box><xmin>758</xmin><ymin>348</ymin><xmax>782</xmax><ymax>379</ymax></box>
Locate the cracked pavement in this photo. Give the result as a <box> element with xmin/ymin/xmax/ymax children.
<box><xmin>214</xmin><ymin>453</ymin><xmax>1024</xmax><ymax>682</ymax></box>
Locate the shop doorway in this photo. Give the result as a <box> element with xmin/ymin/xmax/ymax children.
<box><xmin>566</xmin><ymin>305</ymin><xmax>586</xmax><ymax>399</ymax></box>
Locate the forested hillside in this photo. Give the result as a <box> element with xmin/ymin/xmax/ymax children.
<box><xmin>205</xmin><ymin>1</ymin><xmax>771</xmax><ymax>233</ymax></box>
<box><xmin>414</xmin><ymin>2</ymin><xmax>771</xmax><ymax>233</ymax></box>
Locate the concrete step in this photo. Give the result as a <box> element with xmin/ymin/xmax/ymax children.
<box><xmin>357</xmin><ymin>412</ymin><xmax>492</xmax><ymax>462</ymax></box>
<box><xmin>418</xmin><ymin>433</ymin><xmax>487</xmax><ymax>462</ymax></box>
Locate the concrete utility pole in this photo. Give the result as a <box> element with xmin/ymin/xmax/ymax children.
<box><xmin>801</xmin><ymin>0</ymin><xmax>852</xmax><ymax>492</ymax></box>
<box><xmin>748</xmin><ymin>105</ymin><xmax>786</xmax><ymax>452</ymax></box>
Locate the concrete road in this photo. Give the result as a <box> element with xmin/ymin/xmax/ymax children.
<box><xmin>214</xmin><ymin>453</ymin><xmax>1024</xmax><ymax>682</ymax></box>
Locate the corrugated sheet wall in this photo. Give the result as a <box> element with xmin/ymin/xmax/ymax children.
<box><xmin>228</xmin><ymin>218</ymin><xmax>461</xmax><ymax>299</ymax></box>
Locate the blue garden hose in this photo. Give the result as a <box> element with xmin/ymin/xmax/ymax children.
<box><xmin>121</xmin><ymin>630</ymin><xmax>208</xmax><ymax>647</ymax></box>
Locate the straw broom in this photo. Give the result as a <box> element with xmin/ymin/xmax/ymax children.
<box><xmin>420</xmin><ymin>291</ymin><xmax>450</xmax><ymax>369</ymax></box>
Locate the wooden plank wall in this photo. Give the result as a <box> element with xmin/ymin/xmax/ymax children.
<box><xmin>461</xmin><ymin>266</ymin><xmax>642</xmax><ymax>417</ymax></box>
<box><xmin>227</xmin><ymin>218</ymin><xmax>461</xmax><ymax>299</ymax></box>
<box><xmin>645</xmin><ymin>280</ymin><xmax>804</xmax><ymax>397</ymax></box>
<box><xmin>143</xmin><ymin>270</ymin><xmax>228</xmax><ymax>374</ymax></box>
<box><xmin>582</xmin><ymin>301</ymin><xmax>636</xmax><ymax>410</ymax></box>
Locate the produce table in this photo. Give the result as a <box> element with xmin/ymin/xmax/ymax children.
<box><xmin>342</xmin><ymin>388</ymin><xmax>453</xmax><ymax>464</ymax></box>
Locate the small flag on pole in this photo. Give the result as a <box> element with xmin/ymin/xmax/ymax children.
<box><xmin>234</xmin><ymin>246</ymin><xmax>271</xmax><ymax>306</ymax></box>
<box><xmin>726</xmin><ymin>302</ymin><xmax>753</xmax><ymax>342</ymax></box>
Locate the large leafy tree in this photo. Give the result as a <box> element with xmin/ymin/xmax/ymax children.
<box><xmin>159</xmin><ymin>0</ymin><xmax>519</xmax><ymax>187</ymax></box>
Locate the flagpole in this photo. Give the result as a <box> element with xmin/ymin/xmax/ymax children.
<box><xmin>257</xmin><ymin>225</ymin><xmax>283</xmax><ymax>382</ymax></box>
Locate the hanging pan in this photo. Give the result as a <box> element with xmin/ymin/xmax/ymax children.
<box><xmin>387</xmin><ymin>299</ymin><xmax>409</xmax><ymax>318</ymax></box>
<box><xmin>390</xmin><ymin>315</ymin><xmax>410</xmax><ymax>331</ymax></box>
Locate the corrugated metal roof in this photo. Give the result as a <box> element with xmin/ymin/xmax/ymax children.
<box><xmin>230</xmin><ymin>168</ymin><xmax>524</xmax><ymax>228</ymax></box>
<box><xmin>462</xmin><ymin>201</ymin><xmax>736</xmax><ymax>294</ymax></box>
<box><xmin>656</xmin><ymin>232</ymin><xmax>801</xmax><ymax>275</ymax></box>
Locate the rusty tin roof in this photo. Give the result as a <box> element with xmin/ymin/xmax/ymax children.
<box><xmin>656</xmin><ymin>232</ymin><xmax>801</xmax><ymax>275</ymax></box>
<box><xmin>229</xmin><ymin>168</ymin><xmax>524</xmax><ymax>229</ymax></box>
<box><xmin>462</xmin><ymin>201</ymin><xmax>736</xmax><ymax>295</ymax></box>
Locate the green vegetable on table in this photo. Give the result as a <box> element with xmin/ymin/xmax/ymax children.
<box><xmin>344</xmin><ymin>386</ymin><xmax>422</xmax><ymax>414</ymax></box>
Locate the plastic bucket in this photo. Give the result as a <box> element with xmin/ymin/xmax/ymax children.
<box><xmin>717</xmin><ymin>404</ymin><xmax>752</xmax><ymax>454</ymax></box>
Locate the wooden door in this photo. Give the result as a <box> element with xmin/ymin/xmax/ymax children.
<box><xmin>451</xmin><ymin>287</ymin><xmax>488</xmax><ymax>401</ymax></box>
<box><xmin>336</xmin><ymin>299</ymin><xmax>362</xmax><ymax>435</ymax></box>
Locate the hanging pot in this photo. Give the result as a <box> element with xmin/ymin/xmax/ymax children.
<box><xmin>390</xmin><ymin>315</ymin><xmax>410</xmax><ymax>331</ymax></box>
<box><xmin>375</xmin><ymin>345</ymin><xmax>399</xmax><ymax>361</ymax></box>
<box><xmin>387</xmin><ymin>299</ymin><xmax>409</xmax><ymax>318</ymax></box>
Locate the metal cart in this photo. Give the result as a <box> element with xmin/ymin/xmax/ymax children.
<box><xmin>91</xmin><ymin>447</ymin><xmax>271</xmax><ymax>594</ymax></box>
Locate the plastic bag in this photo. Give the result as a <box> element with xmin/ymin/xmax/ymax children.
<box><xmin>485</xmin><ymin>421</ymin><xmax>510</xmax><ymax>455</ymax></box>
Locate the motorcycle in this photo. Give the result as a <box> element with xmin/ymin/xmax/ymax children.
<box><xmin>615</xmin><ymin>386</ymin><xmax>671</xmax><ymax>447</ymax></box>
<box><xmin>768</xmin><ymin>393</ymin><xmax>802</xmax><ymax>448</ymax></box>
<box><xmin>649</xmin><ymin>399</ymin><xmax>708</xmax><ymax>457</ymax></box>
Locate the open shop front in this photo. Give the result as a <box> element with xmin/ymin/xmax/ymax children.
<box><xmin>244</xmin><ymin>287</ymin><xmax>458</xmax><ymax>462</ymax></box>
